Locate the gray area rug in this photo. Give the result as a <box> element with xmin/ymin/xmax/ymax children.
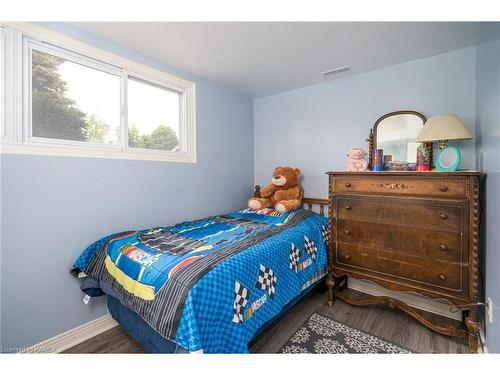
<box><xmin>280</xmin><ymin>313</ymin><xmax>411</xmax><ymax>353</ymax></box>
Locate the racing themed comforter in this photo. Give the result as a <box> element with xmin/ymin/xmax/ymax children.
<box><xmin>71</xmin><ymin>208</ymin><xmax>329</xmax><ymax>353</ymax></box>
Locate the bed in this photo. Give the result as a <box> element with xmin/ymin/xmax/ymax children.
<box><xmin>71</xmin><ymin>197</ymin><xmax>330</xmax><ymax>353</ymax></box>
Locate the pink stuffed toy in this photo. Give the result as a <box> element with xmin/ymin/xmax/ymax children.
<box><xmin>345</xmin><ymin>146</ymin><xmax>368</xmax><ymax>172</ymax></box>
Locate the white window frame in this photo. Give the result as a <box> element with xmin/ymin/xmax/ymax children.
<box><xmin>0</xmin><ymin>26</ymin><xmax>22</xmax><ymax>144</ymax></box>
<box><xmin>0</xmin><ymin>27</ymin><xmax>5</xmax><ymax>139</ymax></box>
<box><xmin>0</xmin><ymin>22</ymin><xmax>196</xmax><ymax>163</ymax></box>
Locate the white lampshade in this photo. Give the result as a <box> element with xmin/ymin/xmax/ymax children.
<box><xmin>416</xmin><ymin>115</ymin><xmax>472</xmax><ymax>142</ymax></box>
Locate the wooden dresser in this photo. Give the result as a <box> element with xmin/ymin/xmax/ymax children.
<box><xmin>326</xmin><ymin>171</ymin><xmax>484</xmax><ymax>352</ymax></box>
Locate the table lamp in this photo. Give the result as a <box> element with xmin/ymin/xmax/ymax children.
<box><xmin>415</xmin><ymin>115</ymin><xmax>472</xmax><ymax>172</ymax></box>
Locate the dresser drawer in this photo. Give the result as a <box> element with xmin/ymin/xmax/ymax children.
<box><xmin>335</xmin><ymin>243</ymin><xmax>464</xmax><ymax>292</ymax></box>
<box><xmin>337</xmin><ymin>220</ymin><xmax>465</xmax><ymax>263</ymax></box>
<box><xmin>332</xmin><ymin>176</ymin><xmax>468</xmax><ymax>198</ymax></box>
<box><xmin>335</xmin><ymin>197</ymin><xmax>465</xmax><ymax>233</ymax></box>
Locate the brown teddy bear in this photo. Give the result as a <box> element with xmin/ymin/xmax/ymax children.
<box><xmin>248</xmin><ymin>166</ymin><xmax>303</xmax><ymax>213</ymax></box>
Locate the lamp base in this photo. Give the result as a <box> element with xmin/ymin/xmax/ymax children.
<box><xmin>436</xmin><ymin>145</ymin><xmax>461</xmax><ymax>172</ymax></box>
<box><xmin>438</xmin><ymin>139</ymin><xmax>449</xmax><ymax>150</ymax></box>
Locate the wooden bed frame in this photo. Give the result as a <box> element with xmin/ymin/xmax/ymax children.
<box><xmin>302</xmin><ymin>197</ymin><xmax>330</xmax><ymax>216</ymax></box>
<box><xmin>253</xmin><ymin>185</ymin><xmax>330</xmax><ymax>216</ymax></box>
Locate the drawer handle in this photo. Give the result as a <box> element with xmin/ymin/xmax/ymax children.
<box><xmin>439</xmin><ymin>274</ymin><xmax>447</xmax><ymax>281</ymax></box>
<box><xmin>345</xmin><ymin>205</ymin><xmax>352</xmax><ymax>210</ymax></box>
<box><xmin>439</xmin><ymin>213</ymin><xmax>448</xmax><ymax>220</ymax></box>
<box><xmin>439</xmin><ymin>244</ymin><xmax>448</xmax><ymax>251</ymax></box>
<box><xmin>345</xmin><ymin>182</ymin><xmax>352</xmax><ymax>188</ymax></box>
<box><xmin>344</xmin><ymin>230</ymin><xmax>351</xmax><ymax>235</ymax></box>
<box><xmin>440</xmin><ymin>186</ymin><xmax>449</xmax><ymax>192</ymax></box>
<box><xmin>343</xmin><ymin>254</ymin><xmax>351</xmax><ymax>261</ymax></box>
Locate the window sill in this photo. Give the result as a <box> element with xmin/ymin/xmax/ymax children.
<box><xmin>0</xmin><ymin>142</ymin><xmax>196</xmax><ymax>163</ymax></box>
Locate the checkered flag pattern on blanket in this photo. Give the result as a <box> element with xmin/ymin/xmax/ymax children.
<box><xmin>304</xmin><ymin>236</ymin><xmax>318</xmax><ymax>260</ymax></box>
<box><xmin>289</xmin><ymin>243</ymin><xmax>300</xmax><ymax>272</ymax></box>
<box><xmin>321</xmin><ymin>225</ymin><xmax>330</xmax><ymax>247</ymax></box>
<box><xmin>232</xmin><ymin>281</ymin><xmax>249</xmax><ymax>323</ymax></box>
<box><xmin>255</xmin><ymin>264</ymin><xmax>277</xmax><ymax>299</ymax></box>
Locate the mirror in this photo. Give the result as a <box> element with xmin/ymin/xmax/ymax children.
<box><xmin>367</xmin><ymin>111</ymin><xmax>432</xmax><ymax>170</ymax></box>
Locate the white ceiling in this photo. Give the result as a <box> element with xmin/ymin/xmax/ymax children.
<box><xmin>71</xmin><ymin>22</ymin><xmax>482</xmax><ymax>98</ymax></box>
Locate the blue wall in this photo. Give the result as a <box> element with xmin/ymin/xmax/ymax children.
<box><xmin>254</xmin><ymin>47</ymin><xmax>477</xmax><ymax>198</ymax></box>
<box><xmin>0</xmin><ymin>24</ymin><xmax>254</xmax><ymax>349</ymax></box>
<box><xmin>2</xmin><ymin>22</ymin><xmax>498</xmax><ymax>352</ymax></box>
<box><xmin>253</xmin><ymin>39</ymin><xmax>500</xmax><ymax>352</ymax></box>
<box><xmin>476</xmin><ymin>22</ymin><xmax>500</xmax><ymax>353</ymax></box>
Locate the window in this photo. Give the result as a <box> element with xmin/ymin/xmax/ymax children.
<box><xmin>0</xmin><ymin>24</ymin><xmax>196</xmax><ymax>162</ymax></box>
<box><xmin>127</xmin><ymin>76</ymin><xmax>181</xmax><ymax>152</ymax></box>
<box><xmin>29</xmin><ymin>45</ymin><xmax>121</xmax><ymax>146</ymax></box>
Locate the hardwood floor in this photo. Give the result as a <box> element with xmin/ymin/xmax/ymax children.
<box><xmin>64</xmin><ymin>287</ymin><xmax>469</xmax><ymax>354</ymax></box>
<box><xmin>64</xmin><ymin>324</ymin><xmax>145</xmax><ymax>354</ymax></box>
<box><xmin>249</xmin><ymin>288</ymin><xmax>467</xmax><ymax>353</ymax></box>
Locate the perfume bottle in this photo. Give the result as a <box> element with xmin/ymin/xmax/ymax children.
<box><xmin>372</xmin><ymin>149</ymin><xmax>384</xmax><ymax>171</ymax></box>
<box><xmin>416</xmin><ymin>144</ymin><xmax>430</xmax><ymax>171</ymax></box>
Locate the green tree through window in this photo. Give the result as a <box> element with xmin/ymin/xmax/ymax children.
<box><xmin>31</xmin><ymin>50</ymin><xmax>87</xmax><ymax>141</ymax></box>
<box><xmin>144</xmin><ymin>125</ymin><xmax>179</xmax><ymax>151</ymax></box>
<box><xmin>127</xmin><ymin>123</ymin><xmax>145</xmax><ymax>148</ymax></box>
<box><xmin>128</xmin><ymin>124</ymin><xmax>179</xmax><ymax>151</ymax></box>
<box><xmin>82</xmin><ymin>115</ymin><xmax>111</xmax><ymax>144</ymax></box>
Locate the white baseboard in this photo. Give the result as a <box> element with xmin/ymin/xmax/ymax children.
<box><xmin>22</xmin><ymin>314</ymin><xmax>118</xmax><ymax>353</ymax></box>
<box><xmin>347</xmin><ymin>278</ymin><xmax>462</xmax><ymax>321</ymax></box>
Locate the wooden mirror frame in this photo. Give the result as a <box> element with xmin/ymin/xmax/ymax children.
<box><xmin>366</xmin><ymin>110</ymin><xmax>433</xmax><ymax>170</ymax></box>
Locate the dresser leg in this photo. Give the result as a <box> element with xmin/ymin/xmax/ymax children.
<box><xmin>326</xmin><ymin>274</ymin><xmax>335</xmax><ymax>307</ymax></box>
<box><xmin>465</xmin><ymin>310</ymin><xmax>480</xmax><ymax>353</ymax></box>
